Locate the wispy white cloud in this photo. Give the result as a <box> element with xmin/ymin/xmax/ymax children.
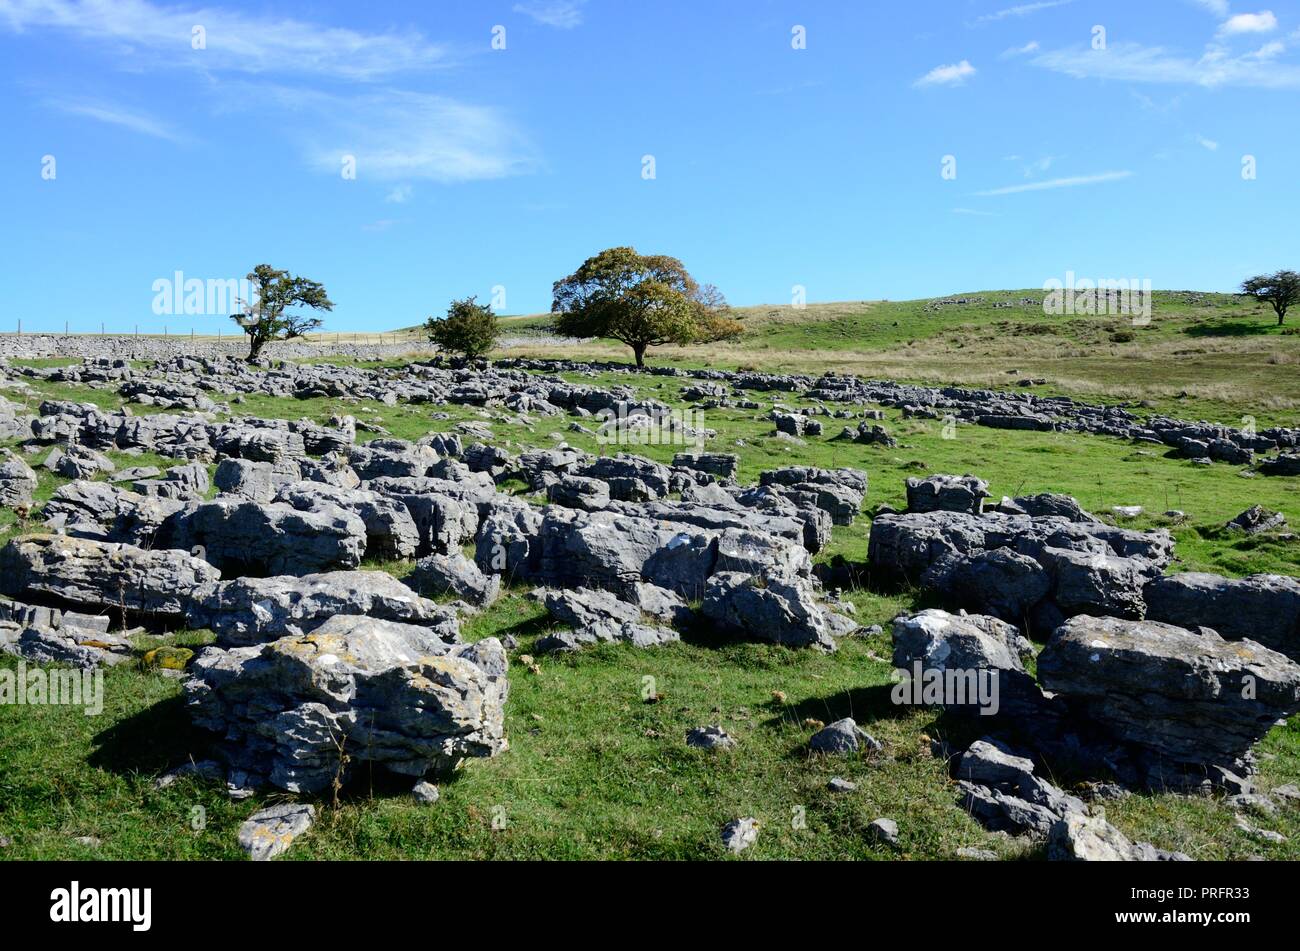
<box><xmin>6</xmin><ymin>0</ymin><xmax>538</xmax><ymax>186</ymax></box>
<box><xmin>230</xmin><ymin>85</ymin><xmax>539</xmax><ymax>184</ymax></box>
<box><xmin>952</xmin><ymin>207</ymin><xmax>999</xmax><ymax>216</ymax></box>
<box><xmin>1032</xmin><ymin>40</ymin><xmax>1300</xmax><ymax>88</ymax></box>
<box><xmin>1022</xmin><ymin>155</ymin><xmax>1056</xmax><ymax>178</ymax></box>
<box><xmin>974</xmin><ymin>0</ymin><xmax>1075</xmax><ymax>24</ymax></box>
<box><xmin>0</xmin><ymin>0</ymin><xmax>448</xmax><ymax>80</ymax></box>
<box><xmin>975</xmin><ymin>170</ymin><xmax>1133</xmax><ymax>196</ymax></box>
<box><xmin>46</xmin><ymin>97</ymin><xmax>188</xmax><ymax>142</ymax></box>
<box><xmin>1219</xmin><ymin>11</ymin><xmax>1279</xmax><ymax>35</ymax></box>
<box><xmin>914</xmin><ymin>60</ymin><xmax>976</xmax><ymax>87</ymax></box>
<box><xmin>513</xmin><ymin>1</ymin><xmax>586</xmax><ymax>29</ymax></box>
<box><xmin>1247</xmin><ymin>39</ymin><xmax>1287</xmax><ymax>59</ymax></box>
<box><xmin>1001</xmin><ymin>41</ymin><xmax>1040</xmax><ymax>58</ymax></box>
<box><xmin>1186</xmin><ymin>0</ymin><xmax>1230</xmax><ymax>16</ymax></box>
<box><xmin>1195</xmin><ymin>134</ymin><xmax>1220</xmax><ymax>150</ymax></box>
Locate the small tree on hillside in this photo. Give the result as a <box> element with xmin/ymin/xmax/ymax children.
<box><xmin>1241</xmin><ymin>270</ymin><xmax>1300</xmax><ymax>326</ymax></box>
<box><xmin>231</xmin><ymin>264</ymin><xmax>333</xmax><ymax>362</ymax></box>
<box><xmin>424</xmin><ymin>296</ymin><xmax>500</xmax><ymax>359</ymax></box>
<box><xmin>550</xmin><ymin>248</ymin><xmax>740</xmax><ymax>367</ymax></box>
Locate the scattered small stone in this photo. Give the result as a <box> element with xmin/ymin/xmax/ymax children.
<box><xmin>1227</xmin><ymin>794</ymin><xmax>1276</xmax><ymax>816</ymax></box>
<box><xmin>867</xmin><ymin>817</ymin><xmax>900</xmax><ymax>848</ymax></box>
<box><xmin>1272</xmin><ymin>784</ymin><xmax>1300</xmax><ymax>803</ymax></box>
<box><xmin>238</xmin><ymin>803</ymin><xmax>315</xmax><ymax>861</ymax></box>
<box><xmin>721</xmin><ymin>817</ymin><xmax>759</xmax><ymax>854</ymax></box>
<box><xmin>72</xmin><ymin>836</ymin><xmax>101</xmax><ymax>848</ymax></box>
<box><xmin>809</xmin><ymin>717</ymin><xmax>882</xmax><ymax>755</ymax></box>
<box><xmin>412</xmin><ymin>781</ymin><xmax>440</xmax><ymax>804</ymax></box>
<box><xmin>1234</xmin><ymin>814</ymin><xmax>1287</xmax><ymax>844</ymax></box>
<box><xmin>827</xmin><ymin>777</ymin><xmax>858</xmax><ymax>793</ymax></box>
<box><xmin>955</xmin><ymin>846</ymin><xmax>998</xmax><ymax>861</ymax></box>
<box><xmin>686</xmin><ymin>725</ymin><xmax>736</xmax><ymax>751</ymax></box>
<box><xmin>1225</xmin><ymin>504</ymin><xmax>1286</xmax><ymax>536</ymax></box>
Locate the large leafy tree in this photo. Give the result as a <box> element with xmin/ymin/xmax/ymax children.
<box><xmin>231</xmin><ymin>264</ymin><xmax>334</xmax><ymax>362</ymax></box>
<box><xmin>1241</xmin><ymin>270</ymin><xmax>1300</xmax><ymax>326</ymax></box>
<box><xmin>425</xmin><ymin>295</ymin><xmax>500</xmax><ymax>359</ymax></box>
<box><xmin>550</xmin><ymin>247</ymin><xmax>741</xmax><ymax>367</ymax></box>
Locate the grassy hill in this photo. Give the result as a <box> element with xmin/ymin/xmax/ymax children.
<box><xmin>470</xmin><ymin>291</ymin><xmax>1299</xmax><ymax>429</ymax></box>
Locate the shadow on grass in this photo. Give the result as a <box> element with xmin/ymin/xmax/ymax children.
<box><xmin>1183</xmin><ymin>320</ymin><xmax>1279</xmax><ymax>338</ymax></box>
<box><xmin>764</xmin><ymin>683</ymin><xmax>902</xmax><ymax>732</ymax></box>
<box><xmin>470</xmin><ymin>609</ymin><xmax>555</xmax><ymax>645</ymax></box>
<box><xmin>88</xmin><ymin>694</ymin><xmax>209</xmax><ymax>778</ymax></box>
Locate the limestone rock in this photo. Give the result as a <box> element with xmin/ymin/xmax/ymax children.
<box><xmin>809</xmin><ymin>717</ymin><xmax>880</xmax><ymax>754</ymax></box>
<box><xmin>1037</xmin><ymin>615</ymin><xmax>1300</xmax><ymax>775</ymax></box>
<box><xmin>0</xmin><ymin>534</ymin><xmax>218</xmax><ymax>618</ymax></box>
<box><xmin>186</xmin><ymin>570</ymin><xmax>457</xmax><ymax>646</ymax></box>
<box><xmin>237</xmin><ymin>804</ymin><xmax>315</xmax><ymax>861</ymax></box>
<box><xmin>186</xmin><ymin>618</ymin><xmax>508</xmax><ymax>793</ymax></box>
<box><xmin>158</xmin><ymin>499</ymin><xmax>367</xmax><ymax>576</ymax></box>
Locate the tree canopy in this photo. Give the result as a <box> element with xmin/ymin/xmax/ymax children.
<box><xmin>425</xmin><ymin>296</ymin><xmax>500</xmax><ymax>359</ymax></box>
<box><xmin>1241</xmin><ymin>270</ymin><xmax>1300</xmax><ymax>326</ymax></box>
<box><xmin>550</xmin><ymin>247</ymin><xmax>741</xmax><ymax>367</ymax></box>
<box><xmin>230</xmin><ymin>264</ymin><xmax>333</xmax><ymax>362</ymax></box>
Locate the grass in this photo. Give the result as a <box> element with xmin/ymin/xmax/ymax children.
<box><xmin>489</xmin><ymin>292</ymin><xmax>1300</xmax><ymax>429</ymax></box>
<box><xmin>1</xmin><ymin>289</ymin><xmax>1299</xmax><ymax>860</ymax></box>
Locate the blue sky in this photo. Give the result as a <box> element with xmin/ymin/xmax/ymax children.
<box><xmin>2</xmin><ymin>0</ymin><xmax>1299</xmax><ymax>333</ymax></box>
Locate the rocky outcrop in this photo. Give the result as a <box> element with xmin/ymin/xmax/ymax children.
<box><xmin>185</xmin><ymin>617</ymin><xmax>509</xmax><ymax>793</ymax></box>
<box><xmin>0</xmin><ymin>449</ymin><xmax>38</xmax><ymax>509</ymax></box>
<box><xmin>0</xmin><ymin>534</ymin><xmax>219</xmax><ymax>618</ymax></box>
<box><xmin>533</xmin><ymin>586</ymin><xmax>681</xmax><ymax>652</ymax></box>
<box><xmin>213</xmin><ymin>458</ymin><xmax>302</xmax><ymax>503</ymax></box>
<box><xmin>905</xmin><ymin>474</ymin><xmax>989</xmax><ymax>515</ymax></box>
<box><xmin>1037</xmin><ymin>615</ymin><xmax>1300</xmax><ymax>781</ymax></box>
<box><xmin>0</xmin><ymin>597</ymin><xmax>134</xmax><ymax>668</ymax></box>
<box><xmin>891</xmin><ymin>609</ymin><xmax>1045</xmax><ymax>718</ymax></box>
<box><xmin>409</xmin><ymin>553</ymin><xmax>501</xmax><ymax>608</ymax></box>
<box><xmin>1145</xmin><ymin>572</ymin><xmax>1300</xmax><ymax>661</ymax></box>
<box><xmin>1225</xmin><ymin>505</ymin><xmax>1287</xmax><ymax>536</ymax></box>
<box><xmin>701</xmin><ymin>569</ymin><xmax>837</xmax><ymax>651</ymax></box>
<box><xmin>956</xmin><ymin>738</ymin><xmax>1086</xmax><ymax>836</ymax></box>
<box><xmin>870</xmin><ymin>510</ymin><xmax>1172</xmax><ymax>631</ymax></box>
<box><xmin>274</xmin><ymin>481</ymin><xmax>420</xmax><ymax>560</ymax></box>
<box><xmin>186</xmin><ymin>570</ymin><xmax>457</xmax><ymax>646</ymax></box>
<box><xmin>43</xmin><ymin>481</ymin><xmax>185</xmax><ymax>546</ymax></box>
<box><xmin>157</xmin><ymin>499</ymin><xmax>367</xmax><ymax>576</ymax></box>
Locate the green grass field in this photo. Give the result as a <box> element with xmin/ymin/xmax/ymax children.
<box><xmin>1</xmin><ymin>290</ymin><xmax>1298</xmax><ymax>860</ymax></box>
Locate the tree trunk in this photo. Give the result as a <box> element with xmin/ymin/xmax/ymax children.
<box><xmin>632</xmin><ymin>342</ymin><xmax>646</xmax><ymax>368</ymax></box>
<box><xmin>246</xmin><ymin>334</ymin><xmax>266</xmax><ymax>363</ymax></box>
